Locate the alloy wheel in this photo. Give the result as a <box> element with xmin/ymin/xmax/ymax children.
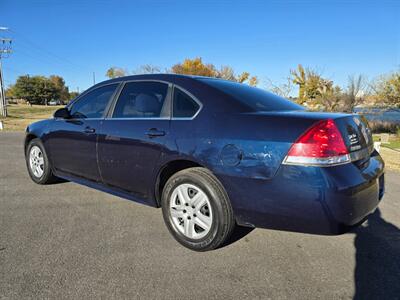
<box><xmin>29</xmin><ymin>145</ymin><xmax>44</xmax><ymax>178</ymax></box>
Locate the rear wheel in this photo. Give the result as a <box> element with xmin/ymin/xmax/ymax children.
<box><xmin>26</xmin><ymin>138</ymin><xmax>57</xmax><ymax>184</ymax></box>
<box><xmin>161</xmin><ymin>167</ymin><xmax>235</xmax><ymax>251</ymax></box>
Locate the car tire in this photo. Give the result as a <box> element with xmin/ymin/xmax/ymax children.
<box><xmin>26</xmin><ymin>138</ymin><xmax>57</xmax><ymax>184</ymax></box>
<box><xmin>161</xmin><ymin>167</ymin><xmax>235</xmax><ymax>251</ymax></box>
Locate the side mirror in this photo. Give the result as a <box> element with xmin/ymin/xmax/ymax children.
<box><xmin>53</xmin><ymin>107</ymin><xmax>71</xmax><ymax>119</ymax></box>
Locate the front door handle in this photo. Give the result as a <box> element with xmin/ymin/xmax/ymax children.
<box><xmin>146</xmin><ymin>128</ymin><xmax>165</xmax><ymax>138</ymax></box>
<box><xmin>84</xmin><ymin>127</ymin><xmax>96</xmax><ymax>134</ymax></box>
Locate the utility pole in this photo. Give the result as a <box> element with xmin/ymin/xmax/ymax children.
<box><xmin>0</xmin><ymin>27</ymin><xmax>12</xmax><ymax>117</ymax></box>
<box><xmin>92</xmin><ymin>72</ymin><xmax>96</xmax><ymax>85</ymax></box>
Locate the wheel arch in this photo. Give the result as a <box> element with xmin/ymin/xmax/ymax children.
<box><xmin>154</xmin><ymin>159</ymin><xmax>205</xmax><ymax>207</ymax></box>
<box><xmin>24</xmin><ymin>133</ymin><xmax>38</xmax><ymax>154</ymax></box>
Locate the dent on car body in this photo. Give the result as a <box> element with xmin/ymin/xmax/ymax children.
<box><xmin>177</xmin><ymin>138</ymin><xmax>291</xmax><ymax>180</ymax></box>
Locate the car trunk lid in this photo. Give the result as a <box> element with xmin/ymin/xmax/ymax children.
<box><xmin>334</xmin><ymin>115</ymin><xmax>374</xmax><ymax>159</ymax></box>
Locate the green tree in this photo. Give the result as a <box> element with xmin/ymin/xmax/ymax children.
<box><xmin>49</xmin><ymin>75</ymin><xmax>70</xmax><ymax>103</ymax></box>
<box><xmin>68</xmin><ymin>91</ymin><xmax>80</xmax><ymax>102</ymax></box>
<box><xmin>291</xmin><ymin>64</ymin><xmax>307</xmax><ymax>103</ymax></box>
<box><xmin>11</xmin><ymin>75</ymin><xmax>58</xmax><ymax>105</ymax></box>
<box><xmin>5</xmin><ymin>84</ymin><xmax>16</xmax><ymax>98</ymax></box>
<box><xmin>291</xmin><ymin>64</ymin><xmax>335</xmax><ymax>108</ymax></box>
<box><xmin>105</xmin><ymin>67</ymin><xmax>127</xmax><ymax>78</ymax></box>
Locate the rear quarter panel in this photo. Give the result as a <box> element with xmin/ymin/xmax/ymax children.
<box><xmin>167</xmin><ymin>112</ymin><xmax>322</xmax><ymax>180</ymax></box>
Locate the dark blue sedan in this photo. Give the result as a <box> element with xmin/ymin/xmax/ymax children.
<box><xmin>25</xmin><ymin>74</ymin><xmax>385</xmax><ymax>251</ymax></box>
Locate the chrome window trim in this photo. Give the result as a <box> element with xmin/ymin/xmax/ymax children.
<box><xmin>122</xmin><ymin>79</ymin><xmax>172</xmax><ymax>85</ymax></box>
<box><xmin>55</xmin><ymin>117</ymin><xmax>171</xmax><ymax>121</ymax></box>
<box><xmin>171</xmin><ymin>85</ymin><xmax>203</xmax><ymax>120</ymax></box>
<box><xmin>55</xmin><ymin>117</ymin><xmax>105</xmax><ymax>121</ymax></box>
<box><xmin>104</xmin><ymin>117</ymin><xmax>171</xmax><ymax>121</ymax></box>
<box><xmin>62</xmin><ymin>82</ymin><xmax>122</xmax><ymax>120</ymax></box>
<box><xmin>103</xmin><ymin>82</ymin><xmax>124</xmax><ymax>118</ymax></box>
<box><xmin>66</xmin><ymin>81</ymin><xmax>123</xmax><ymax>110</ymax></box>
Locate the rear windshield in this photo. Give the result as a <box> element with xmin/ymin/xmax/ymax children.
<box><xmin>199</xmin><ymin>78</ymin><xmax>304</xmax><ymax>112</ymax></box>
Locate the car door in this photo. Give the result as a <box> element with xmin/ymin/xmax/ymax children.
<box><xmin>48</xmin><ymin>83</ymin><xmax>120</xmax><ymax>181</ymax></box>
<box><xmin>97</xmin><ymin>81</ymin><xmax>172</xmax><ymax>200</ymax></box>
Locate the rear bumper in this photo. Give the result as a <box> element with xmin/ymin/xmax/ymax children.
<box><xmin>218</xmin><ymin>151</ymin><xmax>385</xmax><ymax>235</ymax></box>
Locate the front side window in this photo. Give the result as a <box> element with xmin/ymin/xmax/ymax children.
<box><xmin>112</xmin><ymin>82</ymin><xmax>169</xmax><ymax>118</ymax></box>
<box><xmin>69</xmin><ymin>84</ymin><xmax>118</xmax><ymax>118</ymax></box>
<box><xmin>173</xmin><ymin>88</ymin><xmax>200</xmax><ymax>118</ymax></box>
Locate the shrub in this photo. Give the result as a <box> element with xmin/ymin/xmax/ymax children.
<box><xmin>367</xmin><ymin>121</ymin><xmax>399</xmax><ymax>133</ymax></box>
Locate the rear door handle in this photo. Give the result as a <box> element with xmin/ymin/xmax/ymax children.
<box><xmin>145</xmin><ymin>128</ymin><xmax>165</xmax><ymax>138</ymax></box>
<box><xmin>84</xmin><ymin>127</ymin><xmax>96</xmax><ymax>134</ymax></box>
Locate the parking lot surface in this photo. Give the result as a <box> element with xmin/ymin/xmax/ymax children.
<box><xmin>1</xmin><ymin>132</ymin><xmax>399</xmax><ymax>299</ymax></box>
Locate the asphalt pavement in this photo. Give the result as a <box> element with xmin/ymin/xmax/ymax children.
<box><xmin>1</xmin><ymin>132</ymin><xmax>399</xmax><ymax>299</ymax></box>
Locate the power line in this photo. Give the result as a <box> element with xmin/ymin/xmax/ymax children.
<box><xmin>9</xmin><ymin>29</ymin><xmax>87</xmax><ymax>71</ymax></box>
<box><xmin>9</xmin><ymin>29</ymin><xmax>96</xmax><ymax>88</ymax></box>
<box><xmin>3</xmin><ymin>65</ymin><xmax>26</xmax><ymax>75</ymax></box>
<box><xmin>12</xmin><ymin>47</ymin><xmax>79</xmax><ymax>71</ymax></box>
<box><xmin>12</xmin><ymin>40</ymin><xmax>84</xmax><ymax>74</ymax></box>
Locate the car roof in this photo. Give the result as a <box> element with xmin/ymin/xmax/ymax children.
<box><xmin>95</xmin><ymin>73</ymin><xmax>222</xmax><ymax>86</ymax></box>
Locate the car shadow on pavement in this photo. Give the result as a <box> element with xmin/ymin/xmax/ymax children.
<box><xmin>353</xmin><ymin>209</ymin><xmax>400</xmax><ymax>300</ymax></box>
<box><xmin>49</xmin><ymin>177</ymin><xmax>68</xmax><ymax>184</ymax></box>
<box><xmin>221</xmin><ymin>225</ymin><xmax>255</xmax><ymax>248</ymax></box>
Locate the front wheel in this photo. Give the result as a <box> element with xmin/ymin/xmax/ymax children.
<box><xmin>161</xmin><ymin>167</ymin><xmax>235</xmax><ymax>251</ymax></box>
<box><xmin>25</xmin><ymin>138</ymin><xmax>57</xmax><ymax>184</ymax></box>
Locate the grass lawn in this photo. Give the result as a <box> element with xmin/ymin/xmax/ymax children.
<box><xmin>380</xmin><ymin>148</ymin><xmax>400</xmax><ymax>171</ymax></box>
<box><xmin>383</xmin><ymin>139</ymin><xmax>400</xmax><ymax>150</ymax></box>
<box><xmin>373</xmin><ymin>134</ymin><xmax>400</xmax><ymax>151</ymax></box>
<box><xmin>0</xmin><ymin>104</ymin><xmax>64</xmax><ymax>131</ymax></box>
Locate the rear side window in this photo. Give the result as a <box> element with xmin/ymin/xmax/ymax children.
<box><xmin>69</xmin><ymin>84</ymin><xmax>118</xmax><ymax>118</ymax></box>
<box><xmin>198</xmin><ymin>78</ymin><xmax>304</xmax><ymax>112</ymax></box>
<box><xmin>113</xmin><ymin>82</ymin><xmax>169</xmax><ymax>118</ymax></box>
<box><xmin>173</xmin><ymin>88</ymin><xmax>200</xmax><ymax>118</ymax></box>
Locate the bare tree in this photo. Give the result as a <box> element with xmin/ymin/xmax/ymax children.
<box><xmin>316</xmin><ymin>86</ymin><xmax>342</xmax><ymax>112</ymax></box>
<box><xmin>341</xmin><ymin>75</ymin><xmax>367</xmax><ymax>112</ymax></box>
<box><xmin>265</xmin><ymin>77</ymin><xmax>293</xmax><ymax>98</ymax></box>
<box><xmin>133</xmin><ymin>64</ymin><xmax>162</xmax><ymax>74</ymax></box>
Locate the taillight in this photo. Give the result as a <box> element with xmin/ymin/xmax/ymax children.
<box><xmin>283</xmin><ymin>119</ymin><xmax>350</xmax><ymax>166</ymax></box>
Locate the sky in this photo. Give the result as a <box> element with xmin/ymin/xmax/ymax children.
<box><xmin>1</xmin><ymin>0</ymin><xmax>399</xmax><ymax>93</ymax></box>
